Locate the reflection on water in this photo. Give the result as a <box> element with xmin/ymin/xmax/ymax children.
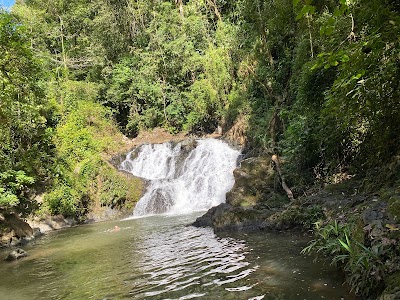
<box><xmin>0</xmin><ymin>213</ymin><xmax>355</xmax><ymax>300</ymax></box>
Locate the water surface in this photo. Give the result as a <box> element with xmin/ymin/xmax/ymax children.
<box><xmin>0</xmin><ymin>214</ymin><xmax>356</xmax><ymax>299</ymax></box>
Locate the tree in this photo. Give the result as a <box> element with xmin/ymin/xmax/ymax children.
<box><xmin>0</xmin><ymin>10</ymin><xmax>54</xmax><ymax>212</ymax></box>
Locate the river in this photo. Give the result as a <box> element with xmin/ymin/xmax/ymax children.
<box><xmin>0</xmin><ymin>213</ymin><xmax>355</xmax><ymax>300</ymax></box>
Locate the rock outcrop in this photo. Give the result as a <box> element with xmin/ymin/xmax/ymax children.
<box><xmin>0</xmin><ymin>210</ymin><xmax>38</xmax><ymax>248</ymax></box>
<box><xmin>27</xmin><ymin>215</ymin><xmax>77</xmax><ymax>233</ymax></box>
<box><xmin>4</xmin><ymin>248</ymin><xmax>28</xmax><ymax>261</ymax></box>
<box><xmin>226</xmin><ymin>156</ymin><xmax>279</xmax><ymax>208</ymax></box>
<box><xmin>193</xmin><ymin>155</ymin><xmax>287</xmax><ymax>232</ymax></box>
<box><xmin>193</xmin><ymin>203</ymin><xmax>273</xmax><ymax>232</ymax></box>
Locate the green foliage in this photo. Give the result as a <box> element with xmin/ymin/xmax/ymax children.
<box><xmin>9</xmin><ymin>0</ymin><xmax>400</xmax><ymax>188</ymax></box>
<box><xmin>44</xmin><ymin>184</ymin><xmax>78</xmax><ymax>217</ymax></box>
<box><xmin>279</xmin><ymin>0</ymin><xmax>400</xmax><ymax>186</ymax></box>
<box><xmin>0</xmin><ymin>171</ymin><xmax>35</xmax><ymax>209</ymax></box>
<box><xmin>2</xmin><ymin>0</ymin><xmax>399</xmax><ymax>237</ymax></box>
<box><xmin>98</xmin><ymin>166</ymin><xmax>143</xmax><ymax>210</ymax></box>
<box><xmin>41</xmin><ymin>97</ymin><xmax>143</xmax><ymax>218</ymax></box>
<box><xmin>0</xmin><ymin>10</ymin><xmax>55</xmax><ymax>214</ymax></box>
<box><xmin>302</xmin><ymin>220</ymin><xmax>398</xmax><ymax>297</ymax></box>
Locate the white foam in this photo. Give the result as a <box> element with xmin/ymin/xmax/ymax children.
<box><xmin>119</xmin><ymin>139</ymin><xmax>240</xmax><ymax>216</ymax></box>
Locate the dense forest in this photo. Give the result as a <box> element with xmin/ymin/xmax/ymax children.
<box><xmin>1</xmin><ymin>0</ymin><xmax>399</xmax><ymax>297</ymax></box>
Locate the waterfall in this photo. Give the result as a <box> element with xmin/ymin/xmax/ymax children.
<box><xmin>119</xmin><ymin>139</ymin><xmax>240</xmax><ymax>217</ymax></box>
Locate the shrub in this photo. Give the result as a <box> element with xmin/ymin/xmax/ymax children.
<box><xmin>44</xmin><ymin>184</ymin><xmax>78</xmax><ymax>217</ymax></box>
<box><xmin>302</xmin><ymin>220</ymin><xmax>395</xmax><ymax>297</ymax></box>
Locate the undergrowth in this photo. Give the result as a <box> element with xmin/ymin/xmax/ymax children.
<box><xmin>302</xmin><ymin>220</ymin><xmax>399</xmax><ymax>298</ymax></box>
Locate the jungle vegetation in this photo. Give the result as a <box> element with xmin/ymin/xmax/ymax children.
<box><xmin>0</xmin><ymin>0</ymin><xmax>399</xmax><ymax>296</ymax></box>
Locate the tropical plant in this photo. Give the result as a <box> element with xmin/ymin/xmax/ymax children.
<box><xmin>302</xmin><ymin>220</ymin><xmax>392</xmax><ymax>297</ymax></box>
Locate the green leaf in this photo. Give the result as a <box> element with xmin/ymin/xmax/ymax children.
<box><xmin>333</xmin><ymin>8</ymin><xmax>341</xmax><ymax>17</ymax></box>
<box><xmin>341</xmin><ymin>55</ymin><xmax>350</xmax><ymax>62</ymax></box>
<box><xmin>327</xmin><ymin>27</ymin><xmax>335</xmax><ymax>35</ymax></box>
<box><xmin>338</xmin><ymin>238</ymin><xmax>352</xmax><ymax>253</ymax></box>
<box><xmin>296</xmin><ymin>5</ymin><xmax>311</xmax><ymax>21</ymax></box>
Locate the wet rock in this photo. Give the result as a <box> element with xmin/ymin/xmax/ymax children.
<box><xmin>9</xmin><ymin>236</ymin><xmax>21</xmax><ymax>247</ymax></box>
<box><xmin>27</xmin><ymin>215</ymin><xmax>77</xmax><ymax>233</ymax></box>
<box><xmin>193</xmin><ymin>155</ymin><xmax>288</xmax><ymax>232</ymax></box>
<box><xmin>109</xmin><ymin>152</ymin><xmax>131</xmax><ymax>168</ymax></box>
<box><xmin>193</xmin><ymin>203</ymin><xmax>232</xmax><ymax>227</ymax></box>
<box><xmin>193</xmin><ymin>203</ymin><xmax>273</xmax><ymax>232</ymax></box>
<box><xmin>180</xmin><ymin>138</ymin><xmax>197</xmax><ymax>152</ymax></box>
<box><xmin>4</xmin><ymin>248</ymin><xmax>27</xmax><ymax>261</ymax></box>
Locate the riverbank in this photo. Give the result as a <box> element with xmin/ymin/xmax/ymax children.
<box><xmin>193</xmin><ymin>154</ymin><xmax>400</xmax><ymax>299</ymax></box>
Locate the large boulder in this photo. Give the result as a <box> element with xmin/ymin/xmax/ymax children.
<box><xmin>27</xmin><ymin>215</ymin><xmax>76</xmax><ymax>233</ymax></box>
<box><xmin>0</xmin><ymin>210</ymin><xmax>35</xmax><ymax>248</ymax></box>
<box><xmin>193</xmin><ymin>155</ymin><xmax>287</xmax><ymax>232</ymax></box>
<box><xmin>226</xmin><ymin>156</ymin><xmax>284</xmax><ymax>208</ymax></box>
<box><xmin>193</xmin><ymin>203</ymin><xmax>273</xmax><ymax>232</ymax></box>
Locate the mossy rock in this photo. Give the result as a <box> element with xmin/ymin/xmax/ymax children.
<box><xmin>0</xmin><ymin>210</ymin><xmax>34</xmax><ymax>248</ymax></box>
<box><xmin>193</xmin><ymin>203</ymin><xmax>273</xmax><ymax>232</ymax></box>
<box><xmin>266</xmin><ymin>204</ymin><xmax>325</xmax><ymax>230</ymax></box>
<box><xmin>226</xmin><ymin>156</ymin><xmax>280</xmax><ymax>208</ymax></box>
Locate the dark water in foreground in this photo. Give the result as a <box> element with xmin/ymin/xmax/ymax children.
<box><xmin>0</xmin><ymin>213</ymin><xmax>356</xmax><ymax>300</ymax></box>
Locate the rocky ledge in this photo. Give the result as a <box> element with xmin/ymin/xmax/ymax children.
<box><xmin>193</xmin><ymin>203</ymin><xmax>273</xmax><ymax>232</ymax></box>
<box><xmin>0</xmin><ymin>210</ymin><xmax>41</xmax><ymax>249</ymax></box>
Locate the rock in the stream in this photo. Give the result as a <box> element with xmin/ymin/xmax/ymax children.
<box><xmin>27</xmin><ymin>215</ymin><xmax>77</xmax><ymax>233</ymax></box>
<box><xmin>193</xmin><ymin>203</ymin><xmax>232</xmax><ymax>227</ymax></box>
<box><xmin>193</xmin><ymin>203</ymin><xmax>273</xmax><ymax>232</ymax></box>
<box><xmin>4</xmin><ymin>248</ymin><xmax>27</xmax><ymax>261</ymax></box>
<box><xmin>193</xmin><ymin>155</ymin><xmax>285</xmax><ymax>232</ymax></box>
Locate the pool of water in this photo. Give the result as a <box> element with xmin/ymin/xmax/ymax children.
<box><xmin>0</xmin><ymin>213</ymin><xmax>356</xmax><ymax>299</ymax></box>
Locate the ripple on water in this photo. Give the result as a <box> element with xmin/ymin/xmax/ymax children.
<box><xmin>126</xmin><ymin>224</ymin><xmax>259</xmax><ymax>299</ymax></box>
<box><xmin>0</xmin><ymin>214</ymin><xmax>356</xmax><ymax>300</ymax></box>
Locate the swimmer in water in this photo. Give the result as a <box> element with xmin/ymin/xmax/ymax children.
<box><xmin>113</xmin><ymin>225</ymin><xmax>120</xmax><ymax>232</ymax></box>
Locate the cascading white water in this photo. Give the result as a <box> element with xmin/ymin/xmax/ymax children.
<box><xmin>119</xmin><ymin>139</ymin><xmax>240</xmax><ymax>217</ymax></box>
